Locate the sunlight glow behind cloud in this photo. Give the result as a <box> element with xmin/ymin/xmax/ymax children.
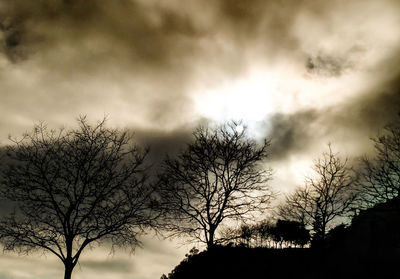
<box><xmin>194</xmin><ymin>69</ymin><xmax>276</xmax><ymax>122</ymax></box>
<box><xmin>193</xmin><ymin>62</ymin><xmax>371</xmax><ymax>133</ymax></box>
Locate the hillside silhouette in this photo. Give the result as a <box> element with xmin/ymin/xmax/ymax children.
<box><xmin>328</xmin><ymin>197</ymin><xmax>400</xmax><ymax>262</ymax></box>
<box><xmin>162</xmin><ymin>198</ymin><xmax>400</xmax><ymax>279</ymax></box>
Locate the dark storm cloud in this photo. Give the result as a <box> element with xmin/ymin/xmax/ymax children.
<box><xmin>0</xmin><ymin>0</ymin><xmax>291</xmax><ymax>59</ymax></box>
<box><xmin>265</xmin><ymin>71</ymin><xmax>400</xmax><ymax>161</ymax></box>
<box><xmin>333</xmin><ymin>78</ymin><xmax>400</xmax><ymax>136</ymax></box>
<box><xmin>317</xmin><ymin>42</ymin><xmax>400</xmax><ymax>140</ymax></box>
<box><xmin>1</xmin><ymin>0</ymin><xmax>399</xmax><ymax>72</ymax></box>
<box><xmin>0</xmin><ymin>0</ymin><xmax>210</xmax><ymax>129</ymax></box>
<box><xmin>0</xmin><ymin>0</ymin><xmax>398</xmax><ymax>165</ymax></box>
<box><xmin>0</xmin><ymin>0</ymin><xmax>368</xmax><ymax>76</ymax></box>
<box><xmin>0</xmin><ymin>0</ymin><xmax>399</xmax><ymax>161</ymax></box>
<box><xmin>81</xmin><ymin>259</ymin><xmax>133</xmax><ymax>273</ymax></box>
<box><xmin>264</xmin><ymin>37</ymin><xmax>400</xmax><ymax>160</ymax></box>
<box><xmin>0</xmin><ymin>0</ymin><xmax>398</xmax><ymax>133</ymax></box>
<box><xmin>0</xmin><ymin>27</ymin><xmax>22</xmax><ymax>62</ymax></box>
<box><xmin>0</xmin><ymin>0</ymin><xmax>203</xmax><ymax>66</ymax></box>
<box><xmin>306</xmin><ymin>53</ymin><xmax>356</xmax><ymax>77</ymax></box>
<box><xmin>266</xmin><ymin>110</ymin><xmax>320</xmax><ymax>161</ymax></box>
<box><xmin>133</xmin><ymin>126</ymin><xmax>193</xmax><ymax>170</ymax></box>
<box><xmin>214</xmin><ymin>0</ymin><xmax>299</xmax><ymax>47</ymax></box>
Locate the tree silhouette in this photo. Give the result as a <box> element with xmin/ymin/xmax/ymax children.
<box><xmin>278</xmin><ymin>145</ymin><xmax>358</xmax><ymax>246</ymax></box>
<box><xmin>273</xmin><ymin>220</ymin><xmax>310</xmax><ymax>248</ymax></box>
<box><xmin>219</xmin><ymin>220</ymin><xmax>276</xmax><ymax>248</ymax></box>
<box><xmin>255</xmin><ymin>219</ymin><xmax>276</xmax><ymax>248</ymax></box>
<box><xmin>0</xmin><ymin>117</ymin><xmax>158</xmax><ymax>279</ymax></box>
<box><xmin>359</xmin><ymin>116</ymin><xmax>400</xmax><ymax>207</ymax></box>
<box><xmin>158</xmin><ymin>122</ymin><xmax>274</xmax><ymax>249</ymax></box>
<box><xmin>238</xmin><ymin>224</ymin><xmax>254</xmax><ymax>247</ymax></box>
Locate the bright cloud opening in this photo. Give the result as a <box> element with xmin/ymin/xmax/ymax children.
<box><xmin>193</xmin><ymin>70</ymin><xmax>277</xmax><ymax>123</ymax></box>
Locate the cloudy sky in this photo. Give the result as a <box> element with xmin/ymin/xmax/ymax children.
<box><xmin>1</xmin><ymin>0</ymin><xmax>400</xmax><ymax>278</ymax></box>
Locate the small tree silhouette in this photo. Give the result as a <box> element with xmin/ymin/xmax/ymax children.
<box><xmin>239</xmin><ymin>224</ymin><xmax>254</xmax><ymax>247</ymax></box>
<box><xmin>359</xmin><ymin>116</ymin><xmax>400</xmax><ymax>207</ymax></box>
<box><xmin>278</xmin><ymin>145</ymin><xmax>358</xmax><ymax>246</ymax></box>
<box><xmin>273</xmin><ymin>220</ymin><xmax>310</xmax><ymax>248</ymax></box>
<box><xmin>255</xmin><ymin>220</ymin><xmax>276</xmax><ymax>248</ymax></box>
<box><xmin>0</xmin><ymin>117</ymin><xmax>158</xmax><ymax>279</ymax></box>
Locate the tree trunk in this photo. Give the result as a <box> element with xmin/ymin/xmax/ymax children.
<box><xmin>64</xmin><ymin>267</ymin><xmax>73</xmax><ymax>279</ymax></box>
<box><xmin>207</xmin><ymin>237</ymin><xmax>214</xmax><ymax>249</ymax></box>
<box><xmin>64</xmin><ymin>261</ymin><xmax>74</xmax><ymax>279</ymax></box>
<box><xmin>207</xmin><ymin>227</ymin><xmax>215</xmax><ymax>249</ymax></box>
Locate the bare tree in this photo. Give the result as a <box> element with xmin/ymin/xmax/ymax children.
<box><xmin>0</xmin><ymin>117</ymin><xmax>158</xmax><ymax>279</ymax></box>
<box><xmin>278</xmin><ymin>145</ymin><xmax>358</xmax><ymax>246</ymax></box>
<box><xmin>359</xmin><ymin>118</ymin><xmax>400</xmax><ymax>207</ymax></box>
<box><xmin>157</xmin><ymin>122</ymin><xmax>274</xmax><ymax>249</ymax></box>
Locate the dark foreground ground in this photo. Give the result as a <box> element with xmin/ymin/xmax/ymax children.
<box><xmin>164</xmin><ymin>245</ymin><xmax>397</xmax><ymax>279</ymax></box>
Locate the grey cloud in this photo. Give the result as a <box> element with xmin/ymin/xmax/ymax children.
<box><xmin>265</xmin><ymin>110</ymin><xmax>321</xmax><ymax>161</ymax></box>
<box><xmin>323</xmin><ymin>44</ymin><xmax>400</xmax><ymax>136</ymax></box>
<box><xmin>306</xmin><ymin>54</ymin><xmax>353</xmax><ymax>77</ymax></box>
<box><xmin>0</xmin><ymin>0</ymin><xmax>398</xmax><ymax>169</ymax></box>
<box><xmin>334</xmin><ymin>78</ymin><xmax>400</xmax><ymax>136</ymax></box>
<box><xmin>81</xmin><ymin>259</ymin><xmax>133</xmax><ymax>273</ymax></box>
<box><xmin>1</xmin><ymin>30</ymin><xmax>22</xmax><ymax>62</ymax></box>
<box><xmin>133</xmin><ymin>126</ymin><xmax>194</xmax><ymax>171</ymax></box>
<box><xmin>1</xmin><ymin>0</ymin><xmax>399</xmax><ymax>73</ymax></box>
<box><xmin>0</xmin><ymin>0</ymin><xmax>204</xmax><ymax>67</ymax></box>
<box><xmin>305</xmin><ymin>44</ymin><xmax>367</xmax><ymax>77</ymax></box>
<box><xmin>264</xmin><ymin>40</ymin><xmax>400</xmax><ymax>160</ymax></box>
<box><xmin>0</xmin><ymin>0</ymin><xmax>375</xmax><ymax>74</ymax></box>
<box><xmin>265</xmin><ymin>72</ymin><xmax>400</xmax><ymax>162</ymax></box>
<box><xmin>0</xmin><ymin>0</ymin><xmax>214</xmax><ymax>130</ymax></box>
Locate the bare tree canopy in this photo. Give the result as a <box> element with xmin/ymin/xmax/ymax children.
<box><xmin>359</xmin><ymin>117</ymin><xmax>400</xmax><ymax>207</ymax></box>
<box><xmin>278</xmin><ymin>145</ymin><xmax>358</xmax><ymax>246</ymax></box>
<box><xmin>0</xmin><ymin>117</ymin><xmax>158</xmax><ymax>279</ymax></box>
<box><xmin>157</xmin><ymin>122</ymin><xmax>274</xmax><ymax>249</ymax></box>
